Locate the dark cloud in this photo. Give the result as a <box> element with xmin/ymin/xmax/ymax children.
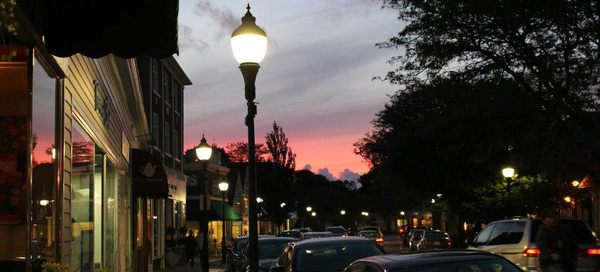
<box><xmin>195</xmin><ymin>0</ymin><xmax>238</xmax><ymax>39</ymax></box>
<box><xmin>339</xmin><ymin>169</ymin><xmax>360</xmax><ymax>182</ymax></box>
<box><xmin>179</xmin><ymin>25</ymin><xmax>210</xmax><ymax>52</ymax></box>
<box><xmin>318</xmin><ymin>168</ymin><xmax>336</xmax><ymax>181</ymax></box>
<box><xmin>303</xmin><ymin>164</ymin><xmax>312</xmax><ymax>171</ymax></box>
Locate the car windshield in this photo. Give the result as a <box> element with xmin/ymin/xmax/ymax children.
<box><xmin>360</xmin><ymin>232</ymin><xmax>379</xmax><ymax>238</ymax></box>
<box><xmin>258</xmin><ymin>240</ymin><xmax>292</xmax><ymax>260</ymax></box>
<box><xmin>424</xmin><ymin>232</ymin><xmax>448</xmax><ymax>239</ymax></box>
<box><xmin>295</xmin><ymin>242</ymin><xmax>383</xmax><ymax>272</ymax></box>
<box><xmin>390</xmin><ymin>258</ymin><xmax>522</xmax><ymax>272</ymax></box>
<box><xmin>325</xmin><ymin>228</ymin><xmax>345</xmax><ymax>234</ymax></box>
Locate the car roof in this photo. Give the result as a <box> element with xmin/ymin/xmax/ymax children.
<box><xmin>290</xmin><ymin>237</ymin><xmax>371</xmax><ymax>248</ymax></box>
<box><xmin>353</xmin><ymin>250</ymin><xmax>506</xmax><ymax>270</ymax></box>
<box><xmin>258</xmin><ymin>237</ymin><xmax>297</xmax><ymax>242</ymax></box>
<box><xmin>303</xmin><ymin>231</ymin><xmax>333</xmax><ymax>234</ymax></box>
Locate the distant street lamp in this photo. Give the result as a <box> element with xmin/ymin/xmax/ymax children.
<box><xmin>502</xmin><ymin>167</ymin><xmax>516</xmax><ymax>208</ymax></box>
<box><xmin>400</xmin><ymin>211</ymin><xmax>405</xmax><ymax>216</ymax></box>
<box><xmin>431</xmin><ymin>198</ymin><xmax>436</xmax><ymax>204</ymax></box>
<box><xmin>572</xmin><ymin>180</ymin><xmax>580</xmax><ymax>188</ymax></box>
<box><xmin>311</xmin><ymin>212</ymin><xmax>317</xmax><ymax>217</ymax></box>
<box><xmin>256</xmin><ymin>197</ymin><xmax>264</xmax><ymax>203</ymax></box>
<box><xmin>280</xmin><ymin>202</ymin><xmax>286</xmax><ymax>208</ymax></box>
<box><xmin>306</xmin><ymin>206</ymin><xmax>312</xmax><ymax>212</ymax></box>
<box><xmin>231</xmin><ymin>5</ymin><xmax>268</xmax><ymax>271</ymax></box>
<box><xmin>340</xmin><ymin>210</ymin><xmax>346</xmax><ymax>215</ymax></box>
<box><xmin>218</xmin><ymin>181</ymin><xmax>229</xmax><ymax>264</ymax></box>
<box><xmin>195</xmin><ymin>135</ymin><xmax>212</xmax><ymax>272</ymax></box>
<box><xmin>564</xmin><ymin>196</ymin><xmax>572</xmax><ymax>203</ymax></box>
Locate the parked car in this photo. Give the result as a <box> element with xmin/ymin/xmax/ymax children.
<box><xmin>241</xmin><ymin>237</ymin><xmax>297</xmax><ymax>272</ymax></box>
<box><xmin>227</xmin><ymin>235</ymin><xmax>274</xmax><ymax>272</ymax></box>
<box><xmin>402</xmin><ymin>226</ymin><xmax>431</xmax><ymax>246</ymax></box>
<box><xmin>300</xmin><ymin>231</ymin><xmax>334</xmax><ymax>240</ymax></box>
<box><xmin>344</xmin><ymin>250</ymin><xmax>522</xmax><ymax>272</ymax></box>
<box><xmin>413</xmin><ymin>230</ymin><xmax>451</xmax><ymax>250</ymax></box>
<box><xmin>469</xmin><ymin>218</ymin><xmax>600</xmax><ymax>271</ymax></box>
<box><xmin>324</xmin><ymin>226</ymin><xmax>347</xmax><ymax>236</ymax></box>
<box><xmin>270</xmin><ymin>237</ymin><xmax>385</xmax><ymax>272</ymax></box>
<box><xmin>358</xmin><ymin>230</ymin><xmax>384</xmax><ymax>246</ymax></box>
<box><xmin>408</xmin><ymin>229</ymin><xmax>425</xmax><ymax>250</ymax></box>
<box><xmin>291</xmin><ymin>227</ymin><xmax>312</xmax><ymax>233</ymax></box>
<box><xmin>278</xmin><ymin>230</ymin><xmax>302</xmax><ymax>239</ymax></box>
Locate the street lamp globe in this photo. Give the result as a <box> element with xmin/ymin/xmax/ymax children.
<box><xmin>572</xmin><ymin>180</ymin><xmax>580</xmax><ymax>188</ymax></box>
<box><xmin>195</xmin><ymin>135</ymin><xmax>212</xmax><ymax>161</ymax></box>
<box><xmin>564</xmin><ymin>196</ymin><xmax>572</xmax><ymax>203</ymax></box>
<box><xmin>502</xmin><ymin>167</ymin><xmax>515</xmax><ymax>178</ymax></box>
<box><xmin>340</xmin><ymin>210</ymin><xmax>346</xmax><ymax>215</ymax></box>
<box><xmin>400</xmin><ymin>211</ymin><xmax>405</xmax><ymax>216</ymax></box>
<box><xmin>311</xmin><ymin>212</ymin><xmax>316</xmax><ymax>217</ymax></box>
<box><xmin>280</xmin><ymin>202</ymin><xmax>286</xmax><ymax>208</ymax></box>
<box><xmin>306</xmin><ymin>206</ymin><xmax>312</xmax><ymax>212</ymax></box>
<box><xmin>256</xmin><ymin>197</ymin><xmax>264</xmax><ymax>203</ymax></box>
<box><xmin>231</xmin><ymin>5</ymin><xmax>267</xmax><ymax>64</ymax></box>
<box><xmin>218</xmin><ymin>181</ymin><xmax>229</xmax><ymax>192</ymax></box>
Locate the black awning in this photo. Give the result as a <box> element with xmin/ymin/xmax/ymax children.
<box><xmin>42</xmin><ymin>0</ymin><xmax>179</xmax><ymax>58</ymax></box>
<box><xmin>132</xmin><ymin>148</ymin><xmax>168</xmax><ymax>198</ymax></box>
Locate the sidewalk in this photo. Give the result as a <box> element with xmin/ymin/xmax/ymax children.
<box><xmin>164</xmin><ymin>257</ymin><xmax>226</xmax><ymax>272</ymax></box>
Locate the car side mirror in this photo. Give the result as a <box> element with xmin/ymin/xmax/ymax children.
<box><xmin>270</xmin><ymin>266</ymin><xmax>285</xmax><ymax>272</ymax></box>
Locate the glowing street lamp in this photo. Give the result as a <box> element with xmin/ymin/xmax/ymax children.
<box><xmin>256</xmin><ymin>197</ymin><xmax>264</xmax><ymax>203</ymax></box>
<box><xmin>340</xmin><ymin>210</ymin><xmax>346</xmax><ymax>215</ymax></box>
<box><xmin>572</xmin><ymin>180</ymin><xmax>580</xmax><ymax>188</ymax></box>
<box><xmin>400</xmin><ymin>211</ymin><xmax>405</xmax><ymax>216</ymax></box>
<box><xmin>311</xmin><ymin>212</ymin><xmax>316</xmax><ymax>217</ymax></box>
<box><xmin>218</xmin><ymin>181</ymin><xmax>229</xmax><ymax>264</ymax></box>
<box><xmin>195</xmin><ymin>135</ymin><xmax>212</xmax><ymax>272</ymax></box>
<box><xmin>280</xmin><ymin>202</ymin><xmax>286</xmax><ymax>208</ymax></box>
<box><xmin>231</xmin><ymin>5</ymin><xmax>268</xmax><ymax>271</ymax></box>
<box><xmin>502</xmin><ymin>167</ymin><xmax>516</xmax><ymax>208</ymax></box>
<box><xmin>306</xmin><ymin>206</ymin><xmax>312</xmax><ymax>212</ymax></box>
<box><xmin>502</xmin><ymin>167</ymin><xmax>515</xmax><ymax>178</ymax></box>
<box><xmin>564</xmin><ymin>196</ymin><xmax>573</xmax><ymax>203</ymax></box>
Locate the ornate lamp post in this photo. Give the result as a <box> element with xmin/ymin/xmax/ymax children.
<box><xmin>502</xmin><ymin>167</ymin><xmax>516</xmax><ymax>208</ymax></box>
<box><xmin>231</xmin><ymin>5</ymin><xmax>267</xmax><ymax>272</ymax></box>
<box><xmin>195</xmin><ymin>135</ymin><xmax>212</xmax><ymax>272</ymax></box>
<box><xmin>218</xmin><ymin>181</ymin><xmax>229</xmax><ymax>264</ymax></box>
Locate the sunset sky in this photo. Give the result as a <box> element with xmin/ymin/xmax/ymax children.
<box><xmin>176</xmin><ymin>1</ymin><xmax>401</xmax><ymax>180</ymax></box>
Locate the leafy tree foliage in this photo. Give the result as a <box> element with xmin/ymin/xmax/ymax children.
<box><xmin>355</xmin><ymin>77</ymin><xmax>576</xmax><ymax>221</ymax></box>
<box><xmin>379</xmin><ymin>0</ymin><xmax>600</xmax><ymax>119</ymax></box>
<box><xmin>224</xmin><ymin>142</ymin><xmax>268</xmax><ymax>163</ymax></box>
<box><xmin>265</xmin><ymin>121</ymin><xmax>297</xmax><ymax>170</ymax></box>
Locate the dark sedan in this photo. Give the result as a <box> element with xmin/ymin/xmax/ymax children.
<box><xmin>242</xmin><ymin>237</ymin><xmax>298</xmax><ymax>272</ymax></box>
<box><xmin>227</xmin><ymin>235</ymin><xmax>274</xmax><ymax>272</ymax></box>
<box><xmin>270</xmin><ymin>237</ymin><xmax>384</xmax><ymax>272</ymax></box>
<box><xmin>344</xmin><ymin>250</ymin><xmax>522</xmax><ymax>272</ymax></box>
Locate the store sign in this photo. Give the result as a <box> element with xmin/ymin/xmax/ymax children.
<box><xmin>132</xmin><ymin>148</ymin><xmax>168</xmax><ymax>198</ymax></box>
<box><xmin>93</xmin><ymin>79</ymin><xmax>111</xmax><ymax>129</ymax></box>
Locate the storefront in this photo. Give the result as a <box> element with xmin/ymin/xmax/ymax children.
<box><xmin>0</xmin><ymin>47</ymin><xmax>148</xmax><ymax>271</ymax></box>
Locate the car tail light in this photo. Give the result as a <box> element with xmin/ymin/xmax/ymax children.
<box><xmin>523</xmin><ymin>247</ymin><xmax>540</xmax><ymax>257</ymax></box>
<box><xmin>582</xmin><ymin>248</ymin><xmax>600</xmax><ymax>256</ymax></box>
<box><xmin>376</xmin><ymin>237</ymin><xmax>384</xmax><ymax>243</ymax></box>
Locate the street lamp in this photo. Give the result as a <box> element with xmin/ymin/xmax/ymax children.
<box><xmin>195</xmin><ymin>135</ymin><xmax>212</xmax><ymax>272</ymax></box>
<box><xmin>256</xmin><ymin>197</ymin><xmax>264</xmax><ymax>203</ymax></box>
<box><xmin>502</xmin><ymin>167</ymin><xmax>516</xmax><ymax>209</ymax></box>
<box><xmin>311</xmin><ymin>212</ymin><xmax>316</xmax><ymax>217</ymax></box>
<box><xmin>572</xmin><ymin>180</ymin><xmax>580</xmax><ymax>188</ymax></box>
<box><xmin>400</xmin><ymin>211</ymin><xmax>405</xmax><ymax>216</ymax></box>
<box><xmin>280</xmin><ymin>202</ymin><xmax>286</xmax><ymax>208</ymax></box>
<box><xmin>218</xmin><ymin>181</ymin><xmax>229</xmax><ymax>264</ymax></box>
<box><xmin>340</xmin><ymin>210</ymin><xmax>346</xmax><ymax>215</ymax></box>
<box><xmin>231</xmin><ymin>5</ymin><xmax>267</xmax><ymax>272</ymax></box>
<box><xmin>306</xmin><ymin>206</ymin><xmax>312</xmax><ymax>212</ymax></box>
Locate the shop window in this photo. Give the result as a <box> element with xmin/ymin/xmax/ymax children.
<box><xmin>104</xmin><ymin>159</ymin><xmax>117</xmax><ymax>269</ymax></box>
<box><xmin>31</xmin><ymin>59</ymin><xmax>58</xmax><ymax>262</ymax></box>
<box><xmin>71</xmin><ymin>121</ymin><xmax>95</xmax><ymax>271</ymax></box>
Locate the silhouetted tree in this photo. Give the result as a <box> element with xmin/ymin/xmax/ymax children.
<box><xmin>379</xmin><ymin>0</ymin><xmax>600</xmax><ymax>119</ymax></box>
<box><xmin>265</xmin><ymin>121</ymin><xmax>296</xmax><ymax>170</ymax></box>
<box><xmin>224</xmin><ymin>142</ymin><xmax>268</xmax><ymax>163</ymax></box>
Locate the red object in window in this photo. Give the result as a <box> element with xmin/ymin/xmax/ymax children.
<box><xmin>523</xmin><ymin>247</ymin><xmax>540</xmax><ymax>257</ymax></box>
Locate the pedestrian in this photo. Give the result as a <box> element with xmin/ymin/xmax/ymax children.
<box><xmin>184</xmin><ymin>230</ymin><xmax>198</xmax><ymax>267</ymax></box>
<box><xmin>535</xmin><ymin>208</ymin><xmax>578</xmax><ymax>272</ymax></box>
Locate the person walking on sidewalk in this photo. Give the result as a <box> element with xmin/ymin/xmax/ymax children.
<box><xmin>185</xmin><ymin>230</ymin><xmax>198</xmax><ymax>267</ymax></box>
